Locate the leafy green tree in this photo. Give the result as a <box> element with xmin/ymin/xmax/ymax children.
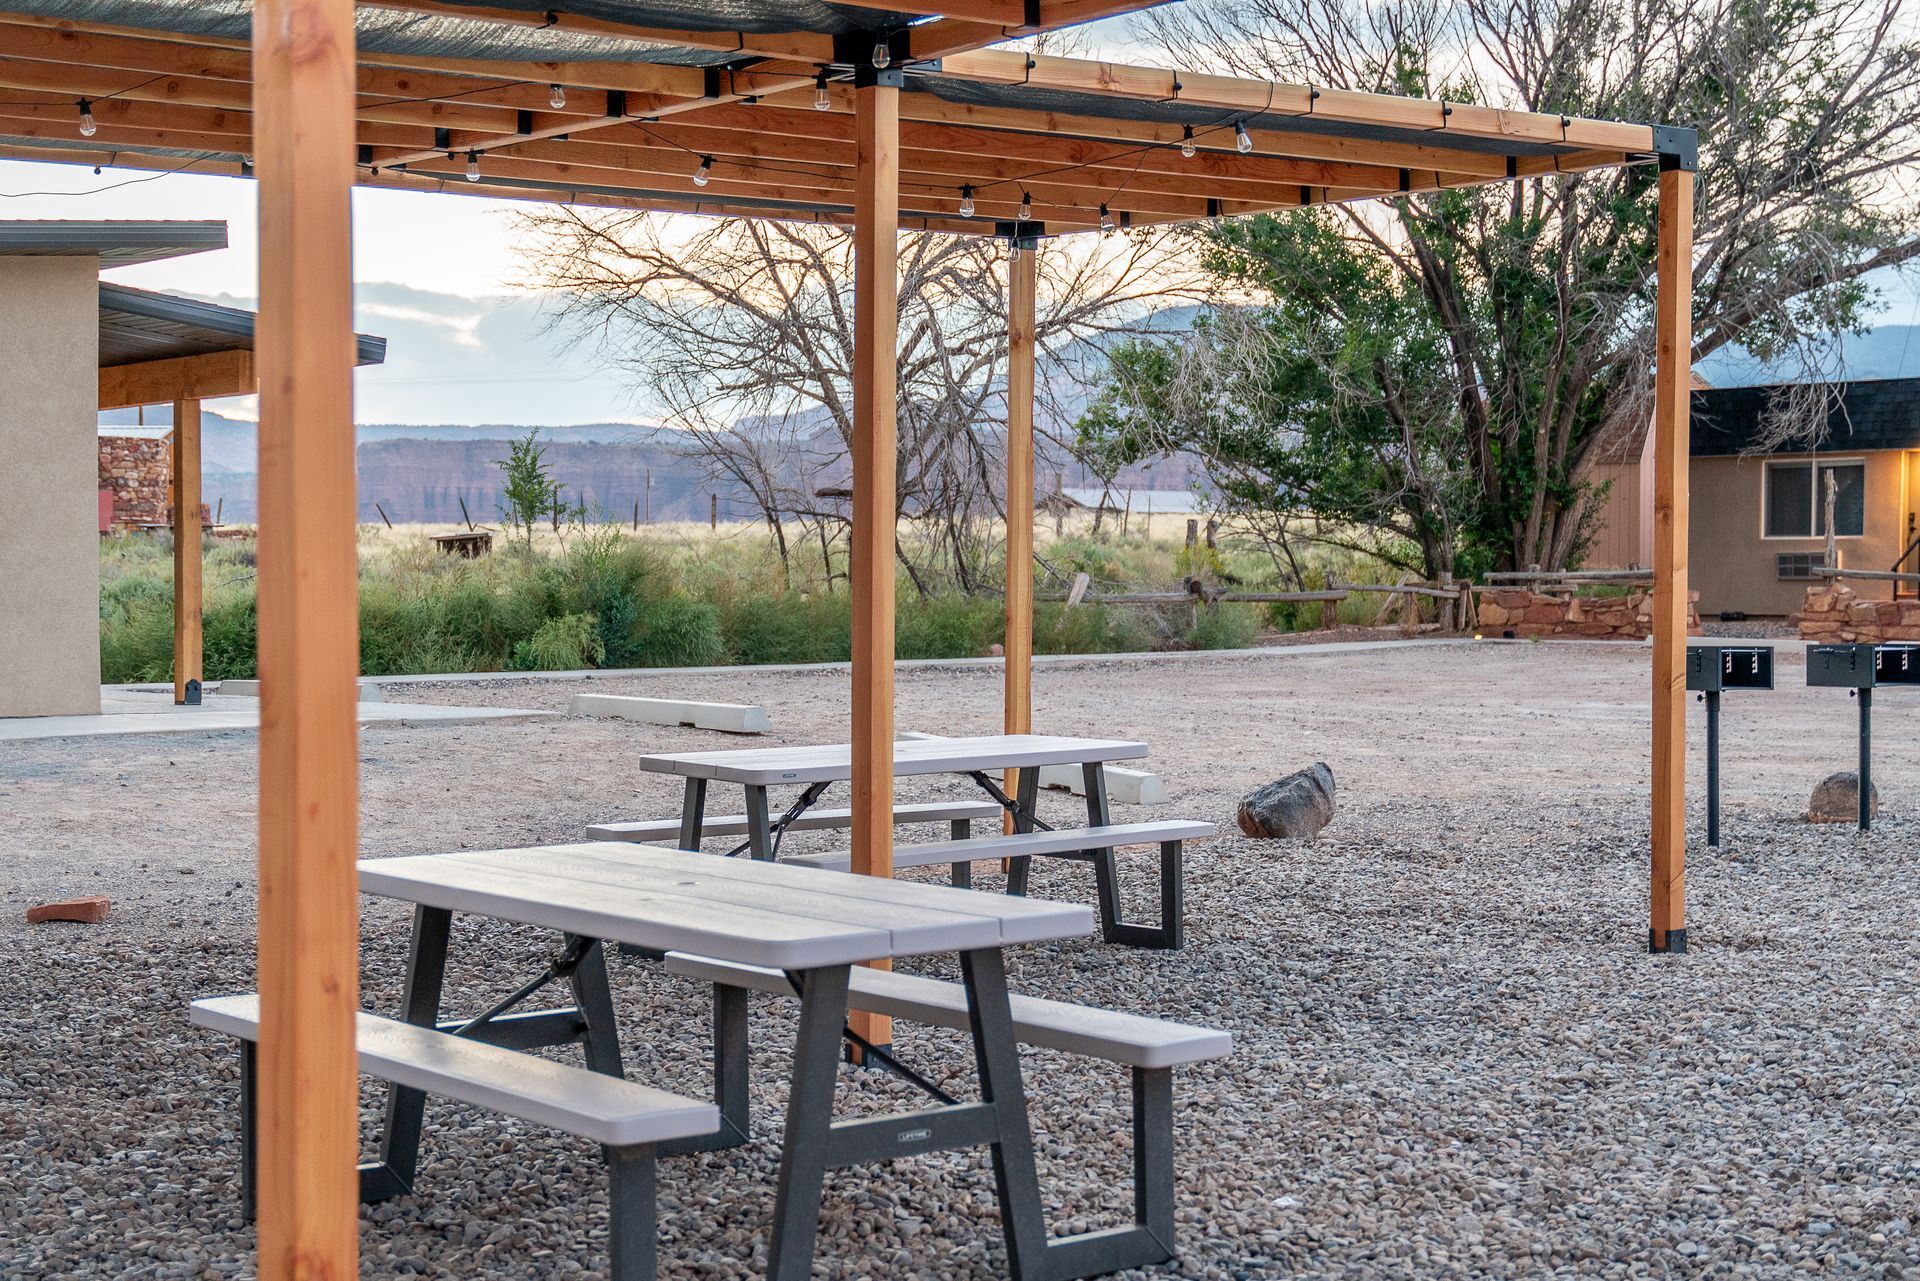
<box><xmin>1084</xmin><ymin>0</ymin><xmax>1920</xmax><ymax>575</ymax></box>
<box><xmin>494</xmin><ymin>428</ymin><xmax>563</xmax><ymax>551</ymax></box>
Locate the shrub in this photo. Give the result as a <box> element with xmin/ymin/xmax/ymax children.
<box><xmin>720</xmin><ymin>593</ymin><xmax>852</xmax><ymax>665</ymax></box>
<box><xmin>632</xmin><ymin>597</ymin><xmax>729</xmax><ymax>667</ymax></box>
<box><xmin>509</xmin><ymin>611</ymin><xmax>604</xmax><ymax>671</ymax></box>
<box><xmin>896</xmin><ymin>594</ymin><xmax>1003</xmax><ymax>660</ymax></box>
<box><xmin>201</xmin><ymin>587</ymin><xmax>259</xmax><ymax>680</ymax></box>
<box><xmin>1186</xmin><ymin>603</ymin><xmax>1262</xmax><ymax>651</ymax></box>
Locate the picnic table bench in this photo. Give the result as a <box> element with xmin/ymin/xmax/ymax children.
<box><xmin>194</xmin><ymin>843</ymin><xmax>1226</xmax><ymax>1281</ymax></box>
<box><xmin>618</xmin><ymin>733</ymin><xmax>1198</xmax><ymax>946</ymax></box>
<box><xmin>189</xmin><ymin>995</ymin><xmax>715</xmax><ymax>1281</ymax></box>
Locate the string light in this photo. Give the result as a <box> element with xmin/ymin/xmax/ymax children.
<box><xmin>1099</xmin><ymin>202</ymin><xmax>1114</xmax><ymax>233</ymax></box>
<box><xmin>872</xmin><ymin>40</ymin><xmax>891</xmax><ymax>69</ymax></box>
<box><xmin>1009</xmin><ymin>241</ymin><xmax>1024</xmax><ymax>261</ymax></box>
<box><xmin>1017</xmin><ymin>190</ymin><xmax>1031</xmax><ymax>220</ymax></box>
<box><xmin>693</xmin><ymin>155</ymin><xmax>712</xmax><ymax>186</ymax></box>
<box><xmin>548</xmin><ymin>83</ymin><xmax>567</xmax><ymax>109</ymax></box>
<box><xmin>465</xmin><ymin>150</ymin><xmax>480</xmax><ymax>181</ymax></box>
<box><xmin>77</xmin><ymin>98</ymin><xmax>96</xmax><ymax>137</ymax></box>
<box><xmin>1234</xmin><ymin>120</ymin><xmax>1253</xmax><ymax>153</ymax></box>
<box><xmin>814</xmin><ymin>68</ymin><xmax>831</xmax><ymax>111</ymax></box>
<box><xmin>1180</xmin><ymin>125</ymin><xmax>1196</xmax><ymax>159</ymax></box>
<box><xmin>958</xmin><ymin>184</ymin><xmax>976</xmax><ymax>218</ymax></box>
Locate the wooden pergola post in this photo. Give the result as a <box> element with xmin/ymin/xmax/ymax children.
<box><xmin>1649</xmin><ymin>133</ymin><xmax>1696</xmax><ymax>954</ymax></box>
<box><xmin>170</xmin><ymin>396</ymin><xmax>202</xmax><ymax>705</ymax></box>
<box><xmin>1002</xmin><ymin>238</ymin><xmax>1038</xmax><ymax>824</ymax></box>
<box><xmin>849</xmin><ymin>64</ymin><xmax>901</xmax><ymax>1052</ymax></box>
<box><xmin>252</xmin><ymin>1</ymin><xmax>362</xmax><ymax>1278</ymax></box>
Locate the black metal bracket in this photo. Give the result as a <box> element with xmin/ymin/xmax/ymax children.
<box><xmin>182</xmin><ymin>678</ymin><xmax>202</xmax><ymax>706</ymax></box>
<box><xmin>607</xmin><ymin>88</ymin><xmax>629</xmax><ymax>117</ymax></box>
<box><xmin>993</xmin><ymin>219</ymin><xmax>1045</xmax><ymax>247</ymax></box>
<box><xmin>1652</xmin><ymin>124</ymin><xmax>1698</xmax><ymax>172</ymax></box>
<box><xmin>1649</xmin><ymin>927</ymin><xmax>1688</xmax><ymax>954</ymax></box>
<box><xmin>852</xmin><ymin>64</ymin><xmax>906</xmax><ymax>89</ymax></box>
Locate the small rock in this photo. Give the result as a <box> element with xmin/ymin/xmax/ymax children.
<box><xmin>1808</xmin><ymin>771</ymin><xmax>1879</xmax><ymax>823</ymax></box>
<box><xmin>1237</xmin><ymin>762</ymin><xmax>1336</xmax><ymax>839</ymax></box>
<box><xmin>26</xmin><ymin>896</ymin><xmax>111</xmax><ymax>925</ymax></box>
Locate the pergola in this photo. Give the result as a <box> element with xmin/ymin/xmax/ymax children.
<box><xmin>0</xmin><ymin>2</ymin><xmax>1695</xmax><ymax>1275</ymax></box>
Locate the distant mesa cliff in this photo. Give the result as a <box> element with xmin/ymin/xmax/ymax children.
<box><xmin>98</xmin><ymin>408</ymin><xmax>1203</xmax><ymax>526</ymax></box>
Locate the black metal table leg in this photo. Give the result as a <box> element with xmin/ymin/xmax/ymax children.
<box><xmin>364</xmin><ymin>904</ymin><xmax>452</xmax><ymax>1201</ymax></box>
<box><xmin>565</xmin><ymin>934</ymin><xmax>625</xmax><ymax>1078</ymax></box>
<box><xmin>1080</xmin><ymin>762</ymin><xmax>1126</xmax><ymax>941</ymax></box>
<box><xmin>766</xmin><ymin>964</ymin><xmax>852</xmax><ymax>1281</ymax></box>
<box><xmin>1007</xmin><ymin>764</ymin><xmax>1042</xmax><ymax>896</ymax></box>
<box><xmin>1705</xmin><ymin>689</ymin><xmax>1721</xmax><ymax>847</ymax></box>
<box><xmin>744</xmin><ymin>784</ymin><xmax>775</xmax><ymax>861</ymax></box>
<box><xmin>677</xmin><ymin>777</ymin><xmax>708</xmax><ymax>851</ymax></box>
<box><xmin>1860</xmin><ymin>686</ymin><xmax>1874</xmax><ymax>831</ymax></box>
<box><xmin>960</xmin><ymin>946</ymin><xmax>1052</xmax><ymax>1280</ymax></box>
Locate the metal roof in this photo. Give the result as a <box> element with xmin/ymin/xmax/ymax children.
<box><xmin>0</xmin><ymin>219</ymin><xmax>227</xmax><ymax>266</ymax></box>
<box><xmin>99</xmin><ymin>283</ymin><xmax>389</xmax><ymax>369</ymax></box>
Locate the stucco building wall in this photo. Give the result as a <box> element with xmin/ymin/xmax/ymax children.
<box><xmin>1689</xmin><ymin>450</ymin><xmax>1908</xmax><ymax>617</ymax></box>
<box><xmin>0</xmin><ymin>256</ymin><xmax>100</xmax><ymax>716</ymax></box>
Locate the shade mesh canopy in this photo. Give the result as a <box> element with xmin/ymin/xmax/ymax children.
<box><xmin>0</xmin><ymin>0</ymin><xmax>902</xmax><ymax>65</ymax></box>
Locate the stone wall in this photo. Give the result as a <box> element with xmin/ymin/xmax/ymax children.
<box><xmin>1476</xmin><ymin>588</ymin><xmax>1703</xmax><ymax>639</ymax></box>
<box><xmin>1792</xmin><ymin>585</ymin><xmax>1920</xmax><ymax>642</ymax></box>
<box><xmin>98</xmin><ymin>434</ymin><xmax>170</xmax><ymax>526</ymax></box>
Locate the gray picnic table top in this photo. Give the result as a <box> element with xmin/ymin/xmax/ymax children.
<box><xmin>634</xmin><ymin>732</ymin><xmax>1149</xmax><ymax>786</ymax></box>
<box><xmin>358</xmin><ymin>841</ymin><xmax>1095</xmax><ymax>969</ymax></box>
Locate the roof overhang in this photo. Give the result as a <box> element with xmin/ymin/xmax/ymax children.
<box><xmin>0</xmin><ymin>218</ymin><xmax>227</xmax><ymax>265</ymax></box>
<box><xmin>97</xmin><ymin>282</ymin><xmax>388</xmax><ymax>409</ymax></box>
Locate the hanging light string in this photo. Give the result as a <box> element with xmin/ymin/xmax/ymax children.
<box><xmin>0</xmin><ymin>148</ymin><xmax>226</xmax><ymax>199</ymax></box>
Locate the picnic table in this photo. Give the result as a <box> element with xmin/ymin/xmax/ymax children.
<box><xmin>355</xmin><ymin>842</ymin><xmax>1118</xmax><ymax>1281</ymax></box>
<box><xmin>637</xmin><ymin>732</ymin><xmax>1149</xmax><ymax>859</ymax></box>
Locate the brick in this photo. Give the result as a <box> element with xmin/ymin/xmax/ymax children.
<box><xmin>26</xmin><ymin>896</ymin><xmax>110</xmax><ymax>925</ymax></box>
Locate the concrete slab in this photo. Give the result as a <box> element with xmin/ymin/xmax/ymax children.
<box><xmin>0</xmin><ymin>689</ymin><xmax>554</xmax><ymax>743</ymax></box>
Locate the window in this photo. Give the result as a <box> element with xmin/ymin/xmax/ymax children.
<box><xmin>1764</xmin><ymin>460</ymin><xmax>1864</xmax><ymax>538</ymax></box>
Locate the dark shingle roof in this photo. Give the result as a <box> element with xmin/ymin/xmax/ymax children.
<box><xmin>1692</xmin><ymin>377</ymin><xmax>1920</xmax><ymax>456</ymax></box>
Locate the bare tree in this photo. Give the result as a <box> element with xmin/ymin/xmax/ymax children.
<box><xmin>517</xmin><ymin>213</ymin><xmax>1204</xmax><ymax>594</ymax></box>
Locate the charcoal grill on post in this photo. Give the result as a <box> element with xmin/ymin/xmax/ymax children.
<box><xmin>1685</xmin><ymin>645</ymin><xmax>1774</xmax><ymax>846</ymax></box>
<box><xmin>1805</xmin><ymin>643</ymin><xmax>1920</xmax><ymax>830</ymax></box>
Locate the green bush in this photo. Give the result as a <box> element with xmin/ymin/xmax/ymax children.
<box><xmin>201</xmin><ymin>587</ymin><xmax>259</xmax><ymax>680</ymax></box>
<box><xmin>633</xmin><ymin>597</ymin><xmax>729</xmax><ymax>667</ymax></box>
<box><xmin>509</xmin><ymin>611</ymin><xmax>604</xmax><ymax>671</ymax></box>
<box><xmin>1186</xmin><ymin>603</ymin><xmax>1262</xmax><ymax>651</ymax></box>
<box><xmin>895</xmin><ymin>594</ymin><xmax>1003</xmax><ymax>660</ymax></box>
<box><xmin>720</xmin><ymin>593</ymin><xmax>852</xmax><ymax>665</ymax></box>
<box><xmin>1034</xmin><ymin>601</ymin><xmax>1157</xmax><ymax>655</ymax></box>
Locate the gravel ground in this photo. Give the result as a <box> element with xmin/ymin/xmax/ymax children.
<box><xmin>6</xmin><ymin>638</ymin><xmax>1920</xmax><ymax>1280</ymax></box>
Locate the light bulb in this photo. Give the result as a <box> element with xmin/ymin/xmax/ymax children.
<box><xmin>958</xmin><ymin>186</ymin><xmax>975</xmax><ymax>218</ymax></box>
<box><xmin>1181</xmin><ymin>126</ymin><xmax>1196</xmax><ymax>159</ymax></box>
<box><xmin>1018</xmin><ymin>190</ymin><xmax>1031</xmax><ymax>220</ymax></box>
<box><xmin>1009</xmin><ymin>242</ymin><xmax>1024</xmax><ymax>261</ymax></box>
<box><xmin>872</xmin><ymin>40</ymin><xmax>891</xmax><ymax>69</ymax></box>
<box><xmin>77</xmin><ymin>98</ymin><xmax>95</xmax><ymax>137</ymax></box>
<box><xmin>814</xmin><ymin>70</ymin><xmax>831</xmax><ymax>111</ymax></box>
<box><xmin>549</xmin><ymin>83</ymin><xmax>566</xmax><ymax>109</ymax></box>
<box><xmin>465</xmin><ymin>150</ymin><xmax>480</xmax><ymax>182</ymax></box>
<box><xmin>1099</xmin><ymin>203</ymin><xmax>1114</xmax><ymax>233</ymax></box>
<box><xmin>1234</xmin><ymin>121</ymin><xmax>1252</xmax><ymax>153</ymax></box>
<box><xmin>693</xmin><ymin>155</ymin><xmax>712</xmax><ymax>187</ymax></box>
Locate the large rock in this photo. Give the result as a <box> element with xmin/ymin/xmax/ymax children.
<box><xmin>1238</xmin><ymin>763</ymin><xmax>1336</xmax><ymax>840</ymax></box>
<box><xmin>1809</xmin><ymin>771</ymin><xmax>1880</xmax><ymax>823</ymax></box>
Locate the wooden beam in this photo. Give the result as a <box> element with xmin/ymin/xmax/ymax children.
<box><xmin>1649</xmin><ymin>160</ymin><xmax>1693</xmax><ymax>955</ymax></box>
<box><xmin>0</xmin><ymin>16</ymin><xmax>713</xmax><ymax>98</ymax></box>
<box><xmin>849</xmin><ymin>71</ymin><xmax>900</xmax><ymax>1053</ymax></box>
<box><xmin>1002</xmin><ymin>241</ymin><xmax>1037</xmax><ymax>829</ymax></box>
<box><xmin>99</xmin><ymin>350</ymin><xmax>256</xmax><ymax>411</ymax></box>
<box><xmin>171</xmin><ymin>398</ymin><xmax>202</xmax><ymax>705</ymax></box>
<box><xmin>252</xmin><ymin>6</ymin><xmax>361</xmax><ymax>1281</ymax></box>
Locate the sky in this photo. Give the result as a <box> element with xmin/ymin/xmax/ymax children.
<box><xmin>4</xmin><ymin>9</ymin><xmax>1916</xmax><ymax>425</ymax></box>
